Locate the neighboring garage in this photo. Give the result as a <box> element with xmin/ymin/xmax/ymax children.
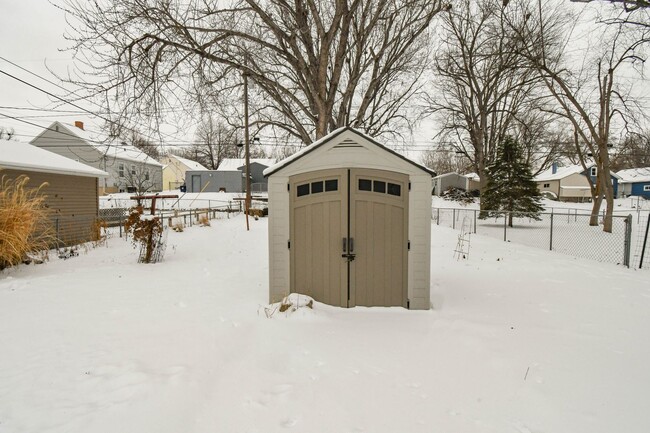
<box><xmin>1</xmin><ymin>140</ymin><xmax>107</xmax><ymax>246</ymax></box>
<box><xmin>185</xmin><ymin>170</ymin><xmax>243</xmax><ymax>192</ymax></box>
<box><xmin>265</xmin><ymin>127</ymin><xmax>434</xmax><ymax>310</ymax></box>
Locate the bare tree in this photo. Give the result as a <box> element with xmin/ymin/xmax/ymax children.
<box><xmin>62</xmin><ymin>0</ymin><xmax>448</xmax><ymax>145</ymax></box>
<box><xmin>420</xmin><ymin>143</ymin><xmax>471</xmax><ymax>174</ymax></box>
<box><xmin>188</xmin><ymin>117</ymin><xmax>240</xmax><ymax>169</ymax></box>
<box><xmin>129</xmin><ymin>132</ymin><xmax>160</xmax><ymax>160</ymax></box>
<box><xmin>611</xmin><ymin>131</ymin><xmax>650</xmax><ymax>169</ymax></box>
<box><xmin>118</xmin><ymin>162</ymin><xmax>160</xmax><ymax>194</ymax></box>
<box><xmin>509</xmin><ymin>1</ymin><xmax>647</xmax><ymax>232</ymax></box>
<box><xmin>426</xmin><ymin>0</ymin><xmax>547</xmax><ymax>206</ymax></box>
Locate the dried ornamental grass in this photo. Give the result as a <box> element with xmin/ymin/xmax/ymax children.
<box><xmin>0</xmin><ymin>174</ymin><xmax>54</xmax><ymax>270</ymax></box>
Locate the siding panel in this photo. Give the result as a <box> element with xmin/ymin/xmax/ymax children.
<box><xmin>2</xmin><ymin>169</ymin><xmax>99</xmax><ymax>246</ymax></box>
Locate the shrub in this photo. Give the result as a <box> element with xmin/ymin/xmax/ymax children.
<box><xmin>124</xmin><ymin>206</ymin><xmax>165</xmax><ymax>263</ymax></box>
<box><xmin>0</xmin><ymin>174</ymin><xmax>53</xmax><ymax>270</ymax></box>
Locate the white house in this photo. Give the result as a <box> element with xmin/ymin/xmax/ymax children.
<box><xmin>265</xmin><ymin>127</ymin><xmax>434</xmax><ymax>310</ymax></box>
<box><xmin>30</xmin><ymin>121</ymin><xmax>164</xmax><ymax>194</ymax></box>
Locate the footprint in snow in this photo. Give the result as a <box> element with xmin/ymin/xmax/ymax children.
<box><xmin>281</xmin><ymin>418</ymin><xmax>298</xmax><ymax>428</ymax></box>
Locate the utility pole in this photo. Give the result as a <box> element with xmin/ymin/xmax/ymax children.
<box><xmin>243</xmin><ymin>70</ymin><xmax>251</xmax><ymax>231</ymax></box>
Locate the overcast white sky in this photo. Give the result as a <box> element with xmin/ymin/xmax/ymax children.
<box><xmin>1</xmin><ymin>1</ymin><xmax>649</xmax><ymax>159</ymax></box>
<box><xmin>0</xmin><ymin>0</ymin><xmax>96</xmax><ymax>140</ymax></box>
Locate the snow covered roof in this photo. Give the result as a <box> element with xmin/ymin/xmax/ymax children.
<box><xmin>464</xmin><ymin>172</ymin><xmax>480</xmax><ymax>181</ymax></box>
<box><xmin>616</xmin><ymin>167</ymin><xmax>650</xmax><ymax>183</ymax></box>
<box><xmin>170</xmin><ymin>154</ymin><xmax>207</xmax><ymax>170</ymax></box>
<box><xmin>536</xmin><ymin>163</ymin><xmax>621</xmax><ymax>181</ymax></box>
<box><xmin>535</xmin><ymin>164</ymin><xmax>591</xmax><ymax>181</ymax></box>
<box><xmin>96</xmin><ymin>143</ymin><xmax>164</xmax><ymax>167</ymax></box>
<box><xmin>32</xmin><ymin>121</ymin><xmax>163</xmax><ymax>167</ymax></box>
<box><xmin>433</xmin><ymin>172</ymin><xmax>463</xmax><ymax>180</ymax></box>
<box><xmin>217</xmin><ymin>158</ymin><xmax>276</xmax><ymax>171</ymax></box>
<box><xmin>0</xmin><ymin>140</ymin><xmax>108</xmax><ymax>178</ymax></box>
<box><xmin>264</xmin><ymin>127</ymin><xmax>436</xmax><ymax>177</ymax></box>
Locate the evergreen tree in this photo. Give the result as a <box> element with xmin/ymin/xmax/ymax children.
<box><xmin>480</xmin><ymin>136</ymin><xmax>543</xmax><ymax>227</ymax></box>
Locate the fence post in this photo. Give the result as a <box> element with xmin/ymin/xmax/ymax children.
<box><xmin>119</xmin><ymin>217</ymin><xmax>122</xmax><ymax>238</ymax></box>
<box><xmin>639</xmin><ymin>213</ymin><xmax>650</xmax><ymax>269</ymax></box>
<box><xmin>549</xmin><ymin>210</ymin><xmax>554</xmax><ymax>251</ymax></box>
<box><xmin>56</xmin><ymin>218</ymin><xmax>60</xmax><ymax>250</ymax></box>
<box><xmin>503</xmin><ymin>212</ymin><xmax>507</xmax><ymax>242</ymax></box>
<box><xmin>474</xmin><ymin>209</ymin><xmax>477</xmax><ymax>234</ymax></box>
<box><xmin>623</xmin><ymin>214</ymin><xmax>633</xmax><ymax>268</ymax></box>
<box><xmin>453</xmin><ymin>208</ymin><xmax>456</xmax><ymax>229</ymax></box>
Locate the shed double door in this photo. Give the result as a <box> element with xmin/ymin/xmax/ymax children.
<box><xmin>289</xmin><ymin>168</ymin><xmax>408</xmax><ymax>308</ymax></box>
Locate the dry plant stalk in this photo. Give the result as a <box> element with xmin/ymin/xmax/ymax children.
<box><xmin>0</xmin><ymin>174</ymin><xmax>53</xmax><ymax>270</ymax></box>
<box><xmin>199</xmin><ymin>214</ymin><xmax>210</xmax><ymax>226</ymax></box>
<box><xmin>90</xmin><ymin>219</ymin><xmax>108</xmax><ymax>246</ymax></box>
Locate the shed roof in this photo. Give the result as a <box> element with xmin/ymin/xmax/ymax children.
<box><xmin>264</xmin><ymin>127</ymin><xmax>435</xmax><ymax>177</ymax></box>
<box><xmin>0</xmin><ymin>140</ymin><xmax>108</xmax><ymax>178</ymax></box>
<box><xmin>617</xmin><ymin>167</ymin><xmax>650</xmax><ymax>183</ymax></box>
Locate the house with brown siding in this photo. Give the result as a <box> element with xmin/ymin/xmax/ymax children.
<box><xmin>1</xmin><ymin>140</ymin><xmax>108</xmax><ymax>246</ymax></box>
<box><xmin>30</xmin><ymin>121</ymin><xmax>163</xmax><ymax>194</ymax></box>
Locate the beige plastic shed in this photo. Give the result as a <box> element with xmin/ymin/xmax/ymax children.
<box><xmin>264</xmin><ymin>127</ymin><xmax>434</xmax><ymax>310</ymax></box>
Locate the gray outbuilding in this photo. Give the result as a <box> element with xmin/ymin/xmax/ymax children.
<box><xmin>265</xmin><ymin>127</ymin><xmax>434</xmax><ymax>310</ymax></box>
<box><xmin>432</xmin><ymin>172</ymin><xmax>468</xmax><ymax>196</ymax></box>
<box><xmin>185</xmin><ymin>170</ymin><xmax>243</xmax><ymax>193</ymax></box>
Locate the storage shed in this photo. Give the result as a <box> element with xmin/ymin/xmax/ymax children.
<box><xmin>265</xmin><ymin>128</ymin><xmax>434</xmax><ymax>310</ymax></box>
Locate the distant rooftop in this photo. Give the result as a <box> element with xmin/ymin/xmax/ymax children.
<box><xmin>617</xmin><ymin>167</ymin><xmax>650</xmax><ymax>183</ymax></box>
<box><xmin>217</xmin><ymin>158</ymin><xmax>276</xmax><ymax>171</ymax></box>
<box><xmin>32</xmin><ymin>121</ymin><xmax>163</xmax><ymax>167</ymax></box>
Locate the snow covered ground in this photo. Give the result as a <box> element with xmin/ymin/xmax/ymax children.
<box><xmin>1</xmin><ymin>215</ymin><xmax>649</xmax><ymax>433</ymax></box>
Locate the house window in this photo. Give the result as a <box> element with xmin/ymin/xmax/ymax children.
<box><xmin>145</xmin><ymin>170</ymin><xmax>150</xmax><ymax>181</ymax></box>
<box><xmin>543</xmin><ymin>183</ymin><xmax>550</xmax><ymax>188</ymax></box>
<box><xmin>644</xmin><ymin>185</ymin><xmax>650</xmax><ymax>192</ymax></box>
<box><xmin>118</xmin><ymin>163</ymin><xmax>124</xmax><ymax>178</ymax></box>
<box><xmin>131</xmin><ymin>165</ymin><xmax>136</xmax><ymax>175</ymax></box>
<box><xmin>590</xmin><ymin>167</ymin><xmax>597</xmax><ymax>177</ymax></box>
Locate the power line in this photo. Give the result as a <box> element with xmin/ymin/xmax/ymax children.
<box><xmin>0</xmin><ymin>57</ymin><xmax>189</xmax><ymax>145</ymax></box>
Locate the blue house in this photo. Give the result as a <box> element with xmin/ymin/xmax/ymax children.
<box><xmin>616</xmin><ymin>167</ymin><xmax>650</xmax><ymax>199</ymax></box>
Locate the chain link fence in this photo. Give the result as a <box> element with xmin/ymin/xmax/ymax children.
<box><xmin>631</xmin><ymin>212</ymin><xmax>650</xmax><ymax>270</ymax></box>
<box><xmin>432</xmin><ymin>207</ymin><xmax>634</xmax><ymax>267</ymax></box>
<box><xmin>50</xmin><ymin>215</ymin><xmax>101</xmax><ymax>248</ymax></box>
